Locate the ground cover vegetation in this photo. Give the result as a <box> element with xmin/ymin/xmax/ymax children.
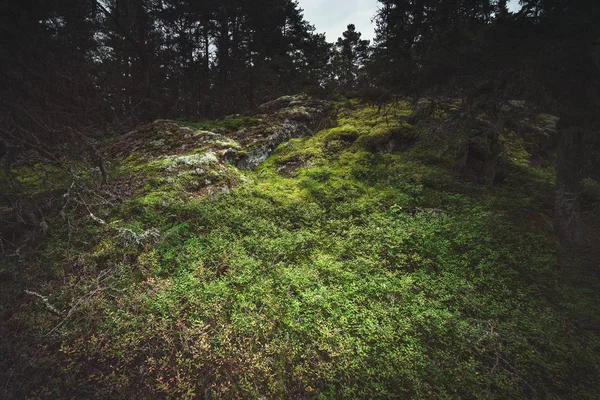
<box><xmin>1</xmin><ymin>96</ymin><xmax>598</xmax><ymax>398</ymax></box>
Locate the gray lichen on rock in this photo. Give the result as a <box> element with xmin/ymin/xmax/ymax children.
<box><xmin>107</xmin><ymin>94</ymin><xmax>331</xmax><ymax>202</ymax></box>
<box><xmin>234</xmin><ymin>95</ymin><xmax>332</xmax><ymax>169</ymax></box>
<box><xmin>162</xmin><ymin>151</ymin><xmax>218</xmax><ymax>171</ymax></box>
<box><xmin>150</xmin><ymin>138</ymin><xmax>166</xmax><ymax>147</ymax></box>
<box><xmin>236</xmin><ymin>120</ymin><xmax>313</xmax><ymax>170</ymax></box>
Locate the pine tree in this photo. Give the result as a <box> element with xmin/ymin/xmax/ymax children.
<box><xmin>331</xmin><ymin>24</ymin><xmax>370</xmax><ymax>90</ymax></box>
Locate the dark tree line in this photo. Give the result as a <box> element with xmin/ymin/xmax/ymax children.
<box><xmin>0</xmin><ymin>0</ymin><xmax>333</xmax><ymax>165</ymax></box>
<box><xmin>371</xmin><ymin>0</ymin><xmax>600</xmax><ymax>242</ymax></box>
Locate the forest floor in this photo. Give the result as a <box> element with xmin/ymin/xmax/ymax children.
<box><xmin>1</xmin><ymin>96</ymin><xmax>599</xmax><ymax>398</ymax></box>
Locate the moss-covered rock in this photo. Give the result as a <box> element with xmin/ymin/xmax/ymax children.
<box><xmin>233</xmin><ymin>96</ymin><xmax>333</xmax><ymax>169</ymax></box>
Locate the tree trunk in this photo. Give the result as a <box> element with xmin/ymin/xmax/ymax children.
<box><xmin>554</xmin><ymin>126</ymin><xmax>584</xmax><ymax>243</ymax></box>
<box><xmin>498</xmin><ymin>0</ymin><xmax>509</xmax><ymax>19</ymax></box>
<box><xmin>218</xmin><ymin>5</ymin><xmax>229</xmax><ymax>113</ymax></box>
<box><xmin>483</xmin><ymin>109</ymin><xmax>506</xmax><ymax>185</ymax></box>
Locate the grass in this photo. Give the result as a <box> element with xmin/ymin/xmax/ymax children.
<box><xmin>1</xmin><ymin>101</ymin><xmax>599</xmax><ymax>399</ymax></box>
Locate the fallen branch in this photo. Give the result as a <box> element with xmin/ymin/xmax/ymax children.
<box><xmin>24</xmin><ymin>290</ymin><xmax>63</xmax><ymax>315</ymax></box>
<box><xmin>89</xmin><ymin>212</ymin><xmax>107</xmax><ymax>225</ymax></box>
<box><xmin>46</xmin><ymin>287</ymin><xmax>100</xmax><ymax>336</ymax></box>
<box><xmin>46</xmin><ymin>267</ymin><xmax>117</xmax><ymax>335</ymax></box>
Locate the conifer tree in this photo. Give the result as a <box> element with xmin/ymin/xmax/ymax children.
<box><xmin>331</xmin><ymin>24</ymin><xmax>370</xmax><ymax>89</ymax></box>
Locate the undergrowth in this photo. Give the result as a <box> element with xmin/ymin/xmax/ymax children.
<box><xmin>1</xmin><ymin>101</ymin><xmax>599</xmax><ymax>399</ymax></box>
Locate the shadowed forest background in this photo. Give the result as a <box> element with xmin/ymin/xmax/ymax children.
<box><xmin>1</xmin><ymin>0</ymin><xmax>599</xmax><ymax>398</ymax></box>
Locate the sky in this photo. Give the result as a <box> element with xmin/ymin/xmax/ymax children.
<box><xmin>299</xmin><ymin>0</ymin><xmax>522</xmax><ymax>43</ymax></box>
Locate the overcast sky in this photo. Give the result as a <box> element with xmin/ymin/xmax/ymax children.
<box><xmin>299</xmin><ymin>0</ymin><xmax>522</xmax><ymax>43</ymax></box>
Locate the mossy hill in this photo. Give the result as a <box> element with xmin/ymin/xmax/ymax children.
<box><xmin>1</xmin><ymin>95</ymin><xmax>599</xmax><ymax>398</ymax></box>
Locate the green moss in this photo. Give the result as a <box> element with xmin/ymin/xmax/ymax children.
<box><xmin>323</xmin><ymin>125</ymin><xmax>361</xmax><ymax>142</ymax></box>
<box><xmin>355</xmin><ymin>123</ymin><xmax>415</xmax><ymax>152</ymax></box>
<box><xmin>1</xmin><ymin>162</ymin><xmax>73</xmax><ymax>196</ymax></box>
<box><xmin>337</xmin><ymin>102</ymin><xmax>412</xmax><ymax>129</ymax></box>
<box><xmin>582</xmin><ymin>178</ymin><xmax>600</xmax><ymax>202</ymax></box>
<box><xmin>502</xmin><ymin>130</ymin><xmax>530</xmax><ymax>168</ymax></box>
<box><xmin>4</xmin><ymin>100</ymin><xmax>599</xmax><ymax>399</ymax></box>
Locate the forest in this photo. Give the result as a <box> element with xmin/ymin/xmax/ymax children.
<box><xmin>1</xmin><ymin>0</ymin><xmax>599</xmax><ymax>398</ymax></box>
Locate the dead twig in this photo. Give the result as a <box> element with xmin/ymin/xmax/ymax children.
<box><xmin>24</xmin><ymin>290</ymin><xmax>63</xmax><ymax>315</ymax></box>
<box><xmin>46</xmin><ymin>267</ymin><xmax>117</xmax><ymax>335</ymax></box>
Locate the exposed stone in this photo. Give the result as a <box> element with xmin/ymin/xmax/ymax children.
<box><xmin>193</xmin><ymin>130</ymin><xmax>220</xmax><ymax>139</ymax></box>
<box><xmin>108</xmin><ymin>96</ymin><xmax>332</xmax><ymax>205</ymax></box>
<box><xmin>278</xmin><ymin>106</ymin><xmax>312</xmax><ymax>122</ymax></box>
<box><xmin>507</xmin><ymin>100</ymin><xmax>527</xmax><ymax>109</ymax></box>
<box><xmin>236</xmin><ymin>120</ymin><xmax>313</xmax><ymax>170</ymax></box>
<box><xmin>221</xmin><ymin>148</ymin><xmax>238</xmax><ymax>163</ymax></box>
<box><xmin>233</xmin><ymin>95</ymin><xmax>332</xmax><ymax>169</ymax></box>
<box><xmin>162</xmin><ymin>151</ymin><xmax>218</xmax><ymax>171</ymax></box>
<box><xmin>258</xmin><ymin>94</ymin><xmax>309</xmax><ymax>112</ymax></box>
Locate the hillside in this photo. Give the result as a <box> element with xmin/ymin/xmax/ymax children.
<box><xmin>1</xmin><ymin>95</ymin><xmax>599</xmax><ymax>398</ymax></box>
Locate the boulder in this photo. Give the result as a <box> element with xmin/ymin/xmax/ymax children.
<box><xmin>235</xmin><ymin>95</ymin><xmax>332</xmax><ymax>169</ymax></box>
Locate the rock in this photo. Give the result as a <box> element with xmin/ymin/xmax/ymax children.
<box><xmin>219</xmin><ymin>185</ymin><xmax>231</xmax><ymax>194</ymax></box>
<box><xmin>111</xmin><ymin>95</ymin><xmax>332</xmax><ymax>208</ymax></box>
<box><xmin>237</xmin><ymin>147</ymin><xmax>271</xmax><ymax>170</ymax></box>
<box><xmin>221</xmin><ymin>148</ymin><xmax>238</xmax><ymax>163</ymax></box>
<box><xmin>236</xmin><ymin>120</ymin><xmax>312</xmax><ymax>170</ymax></box>
<box><xmin>258</xmin><ymin>94</ymin><xmax>309</xmax><ymax>113</ymax></box>
<box><xmin>194</xmin><ymin>130</ymin><xmax>241</xmax><ymax>149</ymax></box>
<box><xmin>278</xmin><ymin>106</ymin><xmax>312</xmax><ymax>122</ymax></box>
<box><xmin>233</xmin><ymin>96</ymin><xmax>332</xmax><ymax>169</ymax></box>
<box><xmin>162</xmin><ymin>151</ymin><xmax>218</xmax><ymax>171</ymax></box>
<box><xmin>150</xmin><ymin>139</ymin><xmax>166</xmax><ymax>147</ymax></box>
<box><xmin>193</xmin><ymin>130</ymin><xmax>219</xmax><ymax>138</ymax></box>
<box><xmin>507</xmin><ymin>100</ymin><xmax>527</xmax><ymax>109</ymax></box>
<box><xmin>209</xmin><ymin>185</ymin><xmax>232</xmax><ymax>202</ymax></box>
